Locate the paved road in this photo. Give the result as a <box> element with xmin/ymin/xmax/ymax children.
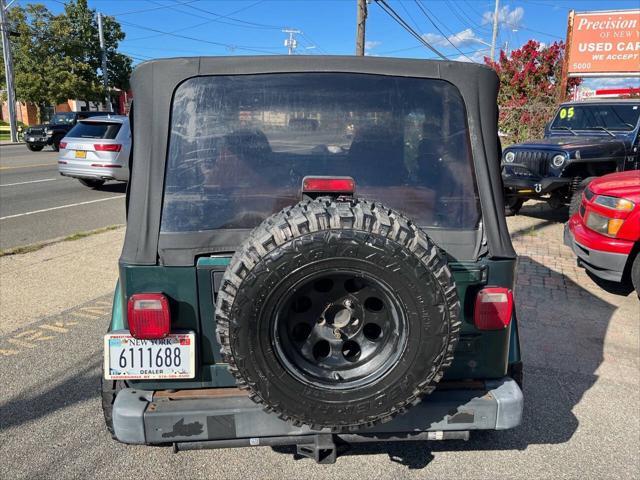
<box><xmin>0</xmin><ymin>204</ymin><xmax>637</xmax><ymax>479</ymax></box>
<box><xmin>0</xmin><ymin>144</ymin><xmax>125</xmax><ymax>250</ymax></box>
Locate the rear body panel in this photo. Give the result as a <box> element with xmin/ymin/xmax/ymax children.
<box><xmin>113</xmin><ymin>255</ymin><xmax>518</xmax><ymax>391</ymax></box>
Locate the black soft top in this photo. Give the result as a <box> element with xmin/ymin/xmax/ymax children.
<box><xmin>121</xmin><ymin>56</ymin><xmax>515</xmax><ymax>266</ymax></box>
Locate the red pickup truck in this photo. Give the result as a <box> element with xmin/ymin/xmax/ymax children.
<box><xmin>565</xmin><ymin>170</ymin><xmax>640</xmax><ymax>295</ymax></box>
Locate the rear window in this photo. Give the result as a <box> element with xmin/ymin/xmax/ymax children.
<box><xmin>67</xmin><ymin>121</ymin><xmax>121</xmax><ymax>139</ymax></box>
<box><xmin>161</xmin><ymin>73</ymin><xmax>479</xmax><ymax>232</ymax></box>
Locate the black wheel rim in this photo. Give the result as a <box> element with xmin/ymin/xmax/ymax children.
<box><xmin>272</xmin><ymin>270</ymin><xmax>408</xmax><ymax>390</ymax></box>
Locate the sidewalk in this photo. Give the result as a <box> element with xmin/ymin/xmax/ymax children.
<box><xmin>0</xmin><ymin>227</ymin><xmax>124</xmax><ymax>335</ymax></box>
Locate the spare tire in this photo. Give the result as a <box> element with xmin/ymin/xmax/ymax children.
<box><xmin>215</xmin><ymin>198</ymin><xmax>460</xmax><ymax>431</ymax></box>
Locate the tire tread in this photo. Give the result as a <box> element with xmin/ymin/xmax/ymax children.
<box><xmin>215</xmin><ymin>197</ymin><xmax>460</xmax><ymax>431</ymax></box>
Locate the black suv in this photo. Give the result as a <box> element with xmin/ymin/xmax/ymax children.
<box><xmin>24</xmin><ymin>111</ymin><xmax>112</xmax><ymax>152</ymax></box>
<box><xmin>502</xmin><ymin>99</ymin><xmax>640</xmax><ymax>215</ymax></box>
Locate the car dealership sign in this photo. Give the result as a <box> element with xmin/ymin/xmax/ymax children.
<box><xmin>566</xmin><ymin>9</ymin><xmax>640</xmax><ymax>76</ymax></box>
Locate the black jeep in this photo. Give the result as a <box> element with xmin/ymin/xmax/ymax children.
<box><xmin>24</xmin><ymin>111</ymin><xmax>112</xmax><ymax>151</ymax></box>
<box><xmin>502</xmin><ymin>99</ymin><xmax>640</xmax><ymax>215</ymax></box>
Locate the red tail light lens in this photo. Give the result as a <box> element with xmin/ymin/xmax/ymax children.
<box><xmin>59</xmin><ymin>141</ymin><xmax>67</xmax><ymax>149</ymax></box>
<box><xmin>302</xmin><ymin>176</ymin><xmax>355</xmax><ymax>194</ymax></box>
<box><xmin>94</xmin><ymin>143</ymin><xmax>122</xmax><ymax>152</ymax></box>
<box><xmin>127</xmin><ymin>293</ymin><xmax>170</xmax><ymax>339</ymax></box>
<box><xmin>474</xmin><ymin>287</ymin><xmax>514</xmax><ymax>330</ymax></box>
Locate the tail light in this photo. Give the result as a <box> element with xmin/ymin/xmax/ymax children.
<box><xmin>302</xmin><ymin>176</ymin><xmax>355</xmax><ymax>195</ymax></box>
<box><xmin>59</xmin><ymin>141</ymin><xmax>67</xmax><ymax>149</ymax></box>
<box><xmin>94</xmin><ymin>143</ymin><xmax>122</xmax><ymax>152</ymax></box>
<box><xmin>127</xmin><ymin>293</ymin><xmax>170</xmax><ymax>339</ymax></box>
<box><xmin>474</xmin><ymin>287</ymin><xmax>514</xmax><ymax>330</ymax></box>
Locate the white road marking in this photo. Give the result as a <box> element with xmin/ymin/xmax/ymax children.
<box><xmin>0</xmin><ymin>178</ymin><xmax>57</xmax><ymax>187</ymax></box>
<box><xmin>0</xmin><ymin>195</ymin><xmax>125</xmax><ymax>220</ymax></box>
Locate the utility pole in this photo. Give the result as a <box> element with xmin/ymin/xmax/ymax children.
<box><xmin>97</xmin><ymin>12</ymin><xmax>110</xmax><ymax>110</ymax></box>
<box><xmin>356</xmin><ymin>0</ymin><xmax>367</xmax><ymax>56</ymax></box>
<box><xmin>1</xmin><ymin>0</ymin><xmax>18</xmax><ymax>142</ymax></box>
<box><xmin>283</xmin><ymin>28</ymin><xmax>300</xmax><ymax>55</ymax></box>
<box><xmin>559</xmin><ymin>10</ymin><xmax>575</xmax><ymax>102</ymax></box>
<box><xmin>489</xmin><ymin>0</ymin><xmax>500</xmax><ymax>60</ymax></box>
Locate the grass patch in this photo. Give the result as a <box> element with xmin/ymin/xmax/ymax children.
<box><xmin>0</xmin><ymin>224</ymin><xmax>123</xmax><ymax>258</ymax></box>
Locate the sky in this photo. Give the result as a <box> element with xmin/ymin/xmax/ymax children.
<box><xmin>28</xmin><ymin>0</ymin><xmax>640</xmax><ymax>89</ymax></box>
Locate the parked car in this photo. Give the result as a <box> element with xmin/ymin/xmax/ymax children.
<box><xmin>24</xmin><ymin>111</ymin><xmax>113</xmax><ymax>152</ymax></box>
<box><xmin>565</xmin><ymin>170</ymin><xmax>640</xmax><ymax>295</ymax></box>
<box><xmin>288</xmin><ymin>117</ymin><xmax>319</xmax><ymax>130</ymax></box>
<box><xmin>102</xmin><ymin>57</ymin><xmax>522</xmax><ymax>463</ymax></box>
<box><xmin>58</xmin><ymin>115</ymin><xmax>130</xmax><ymax>188</ymax></box>
<box><xmin>502</xmin><ymin>99</ymin><xmax>640</xmax><ymax>215</ymax></box>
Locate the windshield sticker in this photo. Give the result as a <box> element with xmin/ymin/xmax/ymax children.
<box><xmin>559</xmin><ymin>107</ymin><xmax>575</xmax><ymax>120</ymax></box>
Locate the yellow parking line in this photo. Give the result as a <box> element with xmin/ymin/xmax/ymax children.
<box><xmin>71</xmin><ymin>311</ymin><xmax>104</xmax><ymax>320</ymax></box>
<box><xmin>81</xmin><ymin>307</ymin><xmax>110</xmax><ymax>316</ymax></box>
<box><xmin>0</xmin><ymin>163</ymin><xmax>56</xmax><ymax>170</ymax></box>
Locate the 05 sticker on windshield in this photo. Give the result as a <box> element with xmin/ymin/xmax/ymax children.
<box><xmin>559</xmin><ymin>107</ymin><xmax>575</xmax><ymax>120</ymax></box>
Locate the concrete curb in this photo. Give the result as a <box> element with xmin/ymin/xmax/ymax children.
<box><xmin>0</xmin><ymin>142</ymin><xmax>23</xmax><ymax>146</ymax></box>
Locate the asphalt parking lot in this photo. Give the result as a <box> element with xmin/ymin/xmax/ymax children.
<box><xmin>0</xmin><ymin>198</ymin><xmax>637</xmax><ymax>479</ymax></box>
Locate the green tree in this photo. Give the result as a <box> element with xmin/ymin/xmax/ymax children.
<box><xmin>4</xmin><ymin>5</ymin><xmax>56</xmax><ymax>112</ymax></box>
<box><xmin>1</xmin><ymin>0</ymin><xmax>131</xmax><ymax>120</ymax></box>
<box><xmin>485</xmin><ymin>40</ymin><xmax>581</xmax><ymax>145</ymax></box>
<box><xmin>53</xmin><ymin>0</ymin><xmax>132</xmax><ymax>99</ymax></box>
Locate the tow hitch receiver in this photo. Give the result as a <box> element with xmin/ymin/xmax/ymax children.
<box><xmin>174</xmin><ymin>431</ymin><xmax>470</xmax><ymax>464</ymax></box>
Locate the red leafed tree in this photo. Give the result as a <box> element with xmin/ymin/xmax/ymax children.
<box><xmin>485</xmin><ymin>40</ymin><xmax>581</xmax><ymax>145</ymax></box>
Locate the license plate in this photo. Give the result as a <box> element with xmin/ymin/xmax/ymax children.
<box><xmin>104</xmin><ymin>332</ymin><xmax>195</xmax><ymax>380</ymax></box>
<box><xmin>75</xmin><ymin>150</ymin><xmax>86</xmax><ymax>159</ymax></box>
<box><xmin>28</xmin><ymin>137</ymin><xmax>34</xmax><ymax>142</ymax></box>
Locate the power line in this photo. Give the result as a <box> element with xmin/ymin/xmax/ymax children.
<box><xmin>381</xmin><ymin>44</ymin><xmax>489</xmax><ymax>58</ymax></box>
<box><xmin>121</xmin><ymin>51</ymin><xmax>153</xmax><ymax>62</ymax></box>
<box><xmin>373</xmin><ymin>0</ymin><xmax>447</xmax><ymax>60</ymax></box>
<box><xmin>397</xmin><ymin>0</ymin><xmax>422</xmax><ymax>32</ymax></box>
<box><xmin>445</xmin><ymin>0</ymin><xmax>491</xmax><ymax>33</ymax></box>
<box><xmin>162</xmin><ymin>0</ymin><xmax>284</xmax><ymax>30</ymax></box>
<box><xmin>112</xmin><ymin>0</ymin><xmax>201</xmax><ymax>17</ymax></box>
<box><xmin>146</xmin><ymin>0</ymin><xmax>327</xmax><ymax>54</ymax></box>
<box><xmin>460</xmin><ymin>0</ymin><xmax>561</xmax><ymax>42</ymax></box>
<box><xmin>507</xmin><ymin>23</ymin><xmax>563</xmax><ymax>40</ymax></box>
<box><xmin>123</xmin><ymin>6</ymin><xmax>265</xmax><ymax>43</ymax></box>
<box><xmin>414</xmin><ymin>0</ymin><xmax>475</xmax><ymax>62</ymax></box>
<box><xmin>118</xmin><ymin>19</ymin><xmax>282</xmax><ymax>54</ymax></box>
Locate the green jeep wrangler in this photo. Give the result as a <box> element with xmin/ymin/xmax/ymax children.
<box><xmin>102</xmin><ymin>56</ymin><xmax>523</xmax><ymax>463</ymax></box>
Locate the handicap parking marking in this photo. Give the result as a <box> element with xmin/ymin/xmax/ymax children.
<box><xmin>0</xmin><ymin>296</ymin><xmax>112</xmax><ymax>357</ymax></box>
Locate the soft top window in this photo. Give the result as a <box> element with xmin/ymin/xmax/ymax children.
<box><xmin>67</xmin><ymin>121</ymin><xmax>122</xmax><ymax>139</ymax></box>
<box><xmin>161</xmin><ymin>73</ymin><xmax>479</xmax><ymax>233</ymax></box>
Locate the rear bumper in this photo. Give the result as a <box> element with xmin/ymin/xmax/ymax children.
<box><xmin>112</xmin><ymin>377</ymin><xmax>523</xmax><ymax>446</ymax></box>
<box><xmin>564</xmin><ymin>223</ymin><xmax>630</xmax><ymax>282</ymax></box>
<box><xmin>58</xmin><ymin>164</ymin><xmax>128</xmax><ymax>182</ymax></box>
